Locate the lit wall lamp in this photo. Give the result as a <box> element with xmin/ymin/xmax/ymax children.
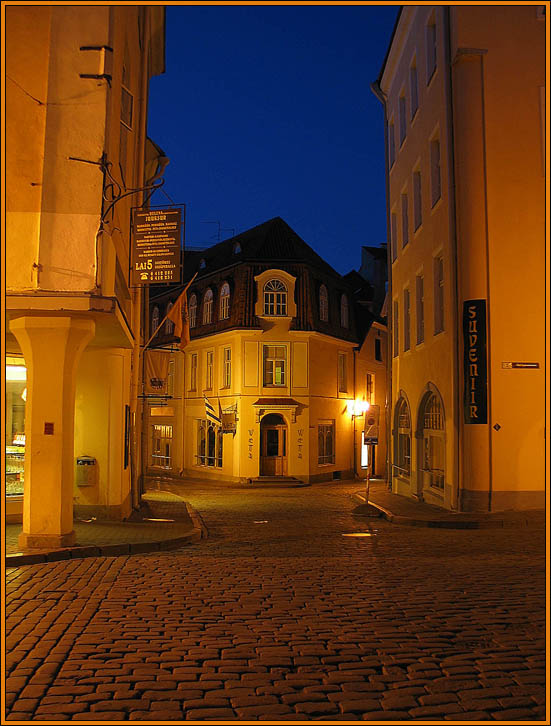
<box><xmin>347</xmin><ymin>399</ymin><xmax>370</xmax><ymax>417</ymax></box>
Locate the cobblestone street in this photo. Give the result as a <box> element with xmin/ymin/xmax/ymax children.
<box><xmin>5</xmin><ymin>482</ymin><xmax>547</xmax><ymax>722</ymax></box>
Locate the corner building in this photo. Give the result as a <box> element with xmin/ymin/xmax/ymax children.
<box><xmin>5</xmin><ymin>6</ymin><xmax>166</xmax><ymax>544</ymax></box>
<box><xmin>147</xmin><ymin>218</ymin><xmax>388</xmax><ymax>484</ymax></box>
<box><xmin>374</xmin><ymin>5</ymin><xmax>546</xmax><ymax>511</ymax></box>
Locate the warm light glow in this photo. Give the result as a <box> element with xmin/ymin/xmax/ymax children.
<box><xmin>347</xmin><ymin>399</ymin><xmax>370</xmax><ymax>416</ymax></box>
<box><xmin>21</xmin><ymin>387</ymin><xmax>27</xmax><ymax>402</ymax></box>
<box><xmin>12</xmin><ymin>434</ymin><xmax>26</xmax><ymax>446</ymax></box>
<box><xmin>6</xmin><ymin>365</ymin><xmax>27</xmax><ymax>382</ymax></box>
<box><xmin>342</xmin><ymin>532</ymin><xmax>373</xmax><ymax>537</ymax></box>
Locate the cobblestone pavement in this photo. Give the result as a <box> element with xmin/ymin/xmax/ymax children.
<box><xmin>5</xmin><ymin>481</ymin><xmax>547</xmax><ymax>722</ymax></box>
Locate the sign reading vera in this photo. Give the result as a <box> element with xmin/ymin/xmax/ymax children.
<box><xmin>131</xmin><ymin>208</ymin><xmax>181</xmax><ymax>285</ymax></box>
<box><xmin>463</xmin><ymin>300</ymin><xmax>488</xmax><ymax>424</ymax></box>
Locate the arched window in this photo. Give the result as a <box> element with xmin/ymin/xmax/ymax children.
<box><xmin>203</xmin><ymin>288</ymin><xmax>213</xmax><ymax>324</ymax></box>
<box><xmin>264</xmin><ymin>279</ymin><xmax>287</xmax><ymax>316</ymax></box>
<box><xmin>199</xmin><ymin>258</ymin><xmax>206</xmax><ymax>269</ymax></box>
<box><xmin>219</xmin><ymin>282</ymin><xmax>230</xmax><ymax>320</ymax></box>
<box><xmin>188</xmin><ymin>294</ymin><xmax>197</xmax><ymax>328</ymax></box>
<box><xmin>319</xmin><ymin>284</ymin><xmax>328</xmax><ymax>322</ymax></box>
<box><xmin>165</xmin><ymin>302</ymin><xmax>174</xmax><ymax>334</ymax></box>
<box><xmin>340</xmin><ymin>293</ymin><xmax>349</xmax><ymax>328</ymax></box>
<box><xmin>233</xmin><ymin>242</ymin><xmax>241</xmax><ymax>254</ymax></box>
<box><xmin>151</xmin><ymin>306</ymin><xmax>160</xmax><ymax>335</ymax></box>
<box><xmin>393</xmin><ymin>396</ymin><xmax>411</xmax><ymax>477</ymax></box>
<box><xmin>421</xmin><ymin>392</ymin><xmax>445</xmax><ymax>490</ymax></box>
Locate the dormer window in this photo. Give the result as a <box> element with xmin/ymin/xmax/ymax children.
<box><xmin>319</xmin><ymin>284</ymin><xmax>328</xmax><ymax>322</ymax></box>
<box><xmin>264</xmin><ymin>279</ymin><xmax>287</xmax><ymax>316</ymax></box>
<box><xmin>203</xmin><ymin>288</ymin><xmax>213</xmax><ymax>324</ymax></box>
<box><xmin>189</xmin><ymin>294</ymin><xmax>197</xmax><ymax>328</ymax></box>
<box><xmin>219</xmin><ymin>282</ymin><xmax>230</xmax><ymax>320</ymax></box>
<box><xmin>199</xmin><ymin>258</ymin><xmax>206</xmax><ymax>269</ymax></box>
<box><xmin>233</xmin><ymin>242</ymin><xmax>241</xmax><ymax>254</ymax></box>
<box><xmin>340</xmin><ymin>294</ymin><xmax>349</xmax><ymax>328</ymax></box>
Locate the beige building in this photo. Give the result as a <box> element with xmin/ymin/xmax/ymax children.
<box><xmin>373</xmin><ymin>5</ymin><xmax>546</xmax><ymax>511</ymax></box>
<box><xmin>5</xmin><ymin>6</ymin><xmax>166</xmax><ymax>544</ymax></box>
<box><xmin>145</xmin><ymin>218</ymin><xmax>388</xmax><ymax>485</ymax></box>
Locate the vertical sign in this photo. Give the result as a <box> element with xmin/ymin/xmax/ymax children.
<box><xmin>463</xmin><ymin>299</ymin><xmax>488</xmax><ymax>424</ymax></box>
<box><xmin>131</xmin><ymin>208</ymin><xmax>181</xmax><ymax>285</ymax></box>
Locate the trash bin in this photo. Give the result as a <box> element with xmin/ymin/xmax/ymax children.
<box><xmin>76</xmin><ymin>456</ymin><xmax>97</xmax><ymax>487</ymax></box>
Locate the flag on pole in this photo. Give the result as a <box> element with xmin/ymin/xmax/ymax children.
<box><xmin>204</xmin><ymin>396</ymin><xmax>221</xmax><ymax>427</ymax></box>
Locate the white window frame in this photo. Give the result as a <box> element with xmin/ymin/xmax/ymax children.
<box><xmin>264</xmin><ymin>279</ymin><xmax>287</xmax><ymax>316</ymax></box>
<box><xmin>222</xmin><ymin>347</ymin><xmax>231</xmax><ymax>388</ymax></box>
<box><xmin>203</xmin><ymin>288</ymin><xmax>213</xmax><ymax>324</ymax></box>
<box><xmin>219</xmin><ymin>282</ymin><xmax>230</xmax><ymax>320</ymax></box>
<box><xmin>319</xmin><ymin>284</ymin><xmax>329</xmax><ymax>322</ymax></box>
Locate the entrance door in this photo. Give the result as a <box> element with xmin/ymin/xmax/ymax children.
<box><xmin>260</xmin><ymin>414</ymin><xmax>287</xmax><ymax>476</ymax></box>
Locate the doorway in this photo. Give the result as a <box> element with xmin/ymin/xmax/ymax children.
<box><xmin>260</xmin><ymin>413</ymin><xmax>287</xmax><ymax>476</ymax></box>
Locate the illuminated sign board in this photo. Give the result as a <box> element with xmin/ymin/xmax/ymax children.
<box><xmin>131</xmin><ymin>208</ymin><xmax>181</xmax><ymax>285</ymax></box>
<box><xmin>463</xmin><ymin>299</ymin><xmax>488</xmax><ymax>424</ymax></box>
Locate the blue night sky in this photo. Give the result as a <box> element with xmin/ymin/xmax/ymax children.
<box><xmin>147</xmin><ymin>4</ymin><xmax>399</xmax><ymax>276</ymax></box>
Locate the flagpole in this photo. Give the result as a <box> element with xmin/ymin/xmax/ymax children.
<box><xmin>143</xmin><ymin>271</ymin><xmax>198</xmax><ymax>350</ymax></box>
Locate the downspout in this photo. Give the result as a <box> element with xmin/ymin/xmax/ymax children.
<box><xmin>444</xmin><ymin>7</ymin><xmax>462</xmax><ymax>512</ymax></box>
<box><xmin>370</xmin><ymin>79</ymin><xmax>392</xmax><ymax>490</ymax></box>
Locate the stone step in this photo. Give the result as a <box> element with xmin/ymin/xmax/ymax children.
<box><xmin>248</xmin><ymin>477</ymin><xmax>310</xmax><ymax>488</ymax></box>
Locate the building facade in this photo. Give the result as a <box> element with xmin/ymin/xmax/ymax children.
<box><xmin>145</xmin><ymin>218</ymin><xmax>387</xmax><ymax>485</ymax></box>
<box><xmin>5</xmin><ymin>6</ymin><xmax>166</xmax><ymax>543</ymax></box>
<box><xmin>373</xmin><ymin>5</ymin><xmax>546</xmax><ymax>511</ymax></box>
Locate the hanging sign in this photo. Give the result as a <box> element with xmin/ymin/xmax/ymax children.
<box><xmin>463</xmin><ymin>299</ymin><xmax>488</xmax><ymax>424</ymax></box>
<box><xmin>144</xmin><ymin>350</ymin><xmax>170</xmax><ymax>395</ymax></box>
<box><xmin>131</xmin><ymin>208</ymin><xmax>181</xmax><ymax>285</ymax></box>
<box><xmin>363</xmin><ymin>404</ymin><xmax>380</xmax><ymax>444</ymax></box>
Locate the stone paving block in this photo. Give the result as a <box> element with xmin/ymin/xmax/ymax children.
<box><xmin>235</xmin><ymin>704</ymin><xmax>294</xmax><ymax>717</ymax></box>
<box><xmin>418</xmin><ymin>692</ymin><xmax>459</xmax><ymax>705</ymax></box>
<box><xmin>409</xmin><ymin>703</ymin><xmax>466</xmax><ymax>717</ymax></box>
<box><xmin>185</xmin><ymin>707</ymin><xmax>236</xmax><ymax>719</ymax></box>
<box><xmin>35</xmin><ymin>703</ymin><xmax>89</xmax><ymax>714</ymax></box>
<box><xmin>338</xmin><ymin>698</ymin><xmax>381</xmax><ymax>713</ymax></box>
<box><xmin>73</xmin><ymin>712</ymin><xmax>129</xmax><ymax>720</ymax></box>
<box><xmin>491</xmin><ymin>707</ymin><xmax>539</xmax><ymax>719</ymax></box>
<box><xmin>362</xmin><ymin>710</ymin><xmax>410</xmax><ymax>720</ymax></box>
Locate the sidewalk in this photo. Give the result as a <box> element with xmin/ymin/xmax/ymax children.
<box><xmin>353</xmin><ymin>479</ymin><xmax>546</xmax><ymax>529</ymax></box>
<box><xmin>4</xmin><ymin>490</ymin><xmax>206</xmax><ymax>567</ymax></box>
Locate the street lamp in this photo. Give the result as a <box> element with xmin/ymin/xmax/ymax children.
<box><xmin>348</xmin><ymin>399</ymin><xmax>370</xmax><ymax>478</ymax></box>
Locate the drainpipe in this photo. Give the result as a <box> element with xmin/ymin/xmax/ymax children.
<box><xmin>370</xmin><ymin>79</ymin><xmax>392</xmax><ymax>490</ymax></box>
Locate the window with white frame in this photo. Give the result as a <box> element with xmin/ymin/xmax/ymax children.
<box><xmin>422</xmin><ymin>392</ymin><xmax>445</xmax><ymax>490</ymax></box>
<box><xmin>399</xmin><ymin>92</ymin><xmax>407</xmax><ymax>145</ymax></box>
<box><xmin>319</xmin><ymin>284</ymin><xmax>328</xmax><ymax>321</ymax></box>
<box><xmin>264</xmin><ymin>279</ymin><xmax>287</xmax><ymax>316</ymax></box>
<box><xmin>338</xmin><ymin>352</ymin><xmax>347</xmax><ymax>393</ymax></box>
<box><xmin>203</xmin><ymin>288</ymin><xmax>213</xmax><ymax>324</ymax></box>
<box><xmin>340</xmin><ymin>294</ymin><xmax>349</xmax><ymax>328</ymax></box>
<box><xmin>205</xmin><ymin>350</ymin><xmax>213</xmax><ymax>390</ymax></box>
<box><xmin>403</xmin><ymin>288</ymin><xmax>411</xmax><ymax>352</ymax></box>
<box><xmin>410</xmin><ymin>58</ymin><xmax>419</xmax><ymax>118</ymax></box>
<box><xmin>318</xmin><ymin>422</ymin><xmax>335</xmax><ymax>465</ymax></box>
<box><xmin>413</xmin><ymin>169</ymin><xmax>422</xmax><ymax>230</ymax></box>
<box><xmin>189</xmin><ymin>294</ymin><xmax>197</xmax><ymax>328</ymax></box>
<box><xmin>263</xmin><ymin>345</ymin><xmax>286</xmax><ymax>386</ymax></box>
<box><xmin>426</xmin><ymin>17</ymin><xmax>437</xmax><ymax>82</ymax></box>
<box><xmin>190</xmin><ymin>353</ymin><xmax>198</xmax><ymax>391</ymax></box>
<box><xmin>401</xmin><ymin>192</ymin><xmax>409</xmax><ymax>247</ymax></box>
<box><xmin>434</xmin><ymin>255</ymin><xmax>444</xmax><ymax>334</ymax></box>
<box><xmin>222</xmin><ymin>347</ymin><xmax>231</xmax><ymax>388</ymax></box>
<box><xmin>393</xmin><ymin>300</ymin><xmax>399</xmax><ymax>357</ymax></box>
<box><xmin>151</xmin><ymin>424</ymin><xmax>172</xmax><ymax>469</ymax></box>
<box><xmin>219</xmin><ymin>282</ymin><xmax>230</xmax><ymax>320</ymax></box>
<box><xmin>430</xmin><ymin>136</ymin><xmax>441</xmax><ymax>206</ymax></box>
<box><xmin>394</xmin><ymin>397</ymin><xmax>411</xmax><ymax>477</ymax></box>
<box><xmin>416</xmin><ymin>274</ymin><xmax>425</xmax><ymax>344</ymax></box>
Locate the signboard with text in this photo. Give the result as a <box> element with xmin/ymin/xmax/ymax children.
<box><xmin>131</xmin><ymin>208</ymin><xmax>181</xmax><ymax>285</ymax></box>
<box><xmin>363</xmin><ymin>404</ymin><xmax>380</xmax><ymax>443</ymax></box>
<box><xmin>463</xmin><ymin>299</ymin><xmax>488</xmax><ymax>424</ymax></box>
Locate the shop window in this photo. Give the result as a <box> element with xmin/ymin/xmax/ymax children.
<box><xmin>203</xmin><ymin>288</ymin><xmax>213</xmax><ymax>324</ymax></box>
<box><xmin>318</xmin><ymin>422</ymin><xmax>335</xmax><ymax>465</ymax></box>
<box><xmin>263</xmin><ymin>345</ymin><xmax>286</xmax><ymax>386</ymax></box>
<box><xmin>197</xmin><ymin>419</ymin><xmax>223</xmax><ymax>467</ymax></box>
<box><xmin>5</xmin><ymin>360</ymin><xmax>26</xmax><ymax>496</ymax></box>
<box><xmin>151</xmin><ymin>424</ymin><xmax>172</xmax><ymax>469</ymax></box>
<box><xmin>264</xmin><ymin>279</ymin><xmax>287</xmax><ymax>316</ymax></box>
<box><xmin>219</xmin><ymin>282</ymin><xmax>230</xmax><ymax>320</ymax></box>
<box><xmin>393</xmin><ymin>397</ymin><xmax>411</xmax><ymax>477</ymax></box>
<box><xmin>421</xmin><ymin>392</ymin><xmax>445</xmax><ymax>490</ymax></box>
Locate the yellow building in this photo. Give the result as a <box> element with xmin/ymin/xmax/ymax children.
<box><xmin>145</xmin><ymin>218</ymin><xmax>387</xmax><ymax>485</ymax></box>
<box><xmin>373</xmin><ymin>5</ymin><xmax>546</xmax><ymax>511</ymax></box>
<box><xmin>5</xmin><ymin>6</ymin><xmax>166</xmax><ymax>544</ymax></box>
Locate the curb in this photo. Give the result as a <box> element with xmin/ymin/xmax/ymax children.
<box><xmin>350</xmin><ymin>493</ymin><xmax>537</xmax><ymax>530</ymax></box>
<box><xmin>5</xmin><ymin>503</ymin><xmax>206</xmax><ymax>567</ymax></box>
